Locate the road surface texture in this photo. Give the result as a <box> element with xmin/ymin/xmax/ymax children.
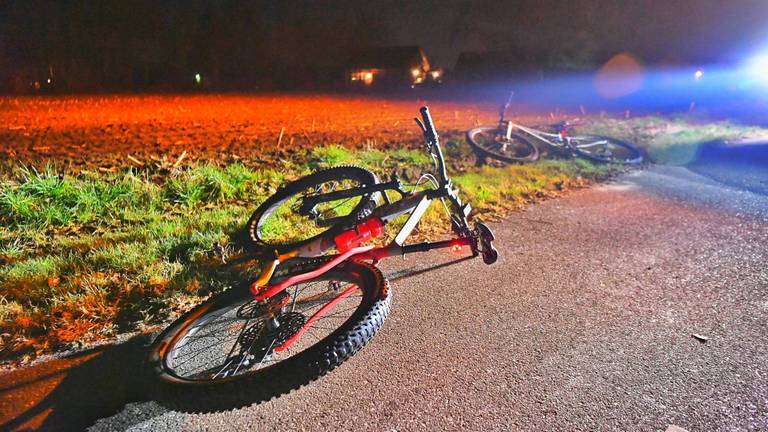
<box><xmin>2</xmin><ymin>165</ymin><xmax>767</xmax><ymax>431</ymax></box>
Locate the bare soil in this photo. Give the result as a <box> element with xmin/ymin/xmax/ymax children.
<box><xmin>0</xmin><ymin>94</ymin><xmax>518</xmax><ymax>168</ymax></box>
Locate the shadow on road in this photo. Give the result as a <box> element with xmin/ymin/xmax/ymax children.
<box><xmin>385</xmin><ymin>255</ymin><xmax>475</xmax><ymax>283</ymax></box>
<box><xmin>0</xmin><ymin>334</ymin><xmax>160</xmax><ymax>431</ymax></box>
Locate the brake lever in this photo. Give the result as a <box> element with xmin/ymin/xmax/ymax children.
<box><xmin>414</xmin><ymin>117</ymin><xmax>427</xmax><ymax>134</ymax></box>
<box><xmin>414</xmin><ymin>117</ymin><xmax>433</xmax><ymax>152</ymax></box>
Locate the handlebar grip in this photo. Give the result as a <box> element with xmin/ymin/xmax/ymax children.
<box><xmin>419</xmin><ymin>106</ymin><xmax>438</xmax><ymax>142</ymax></box>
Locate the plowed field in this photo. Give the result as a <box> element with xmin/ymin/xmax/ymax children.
<box><xmin>0</xmin><ymin>95</ymin><xmax>508</xmax><ymax>167</ymax></box>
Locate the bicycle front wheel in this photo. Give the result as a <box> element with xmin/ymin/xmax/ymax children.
<box><xmin>568</xmin><ymin>135</ymin><xmax>643</xmax><ymax>164</ymax></box>
<box><xmin>247</xmin><ymin>166</ymin><xmax>379</xmax><ymax>252</ymax></box>
<box><xmin>466</xmin><ymin>126</ymin><xmax>539</xmax><ymax>163</ymax></box>
<box><xmin>148</xmin><ymin>259</ymin><xmax>391</xmax><ymax>412</ymax></box>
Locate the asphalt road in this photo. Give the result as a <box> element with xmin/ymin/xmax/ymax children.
<box><xmin>689</xmin><ymin>140</ymin><xmax>768</xmax><ymax>197</ymax></box>
<box><xmin>3</xmin><ymin>165</ymin><xmax>767</xmax><ymax>431</ymax></box>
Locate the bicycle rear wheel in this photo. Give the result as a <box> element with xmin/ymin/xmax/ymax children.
<box><xmin>148</xmin><ymin>259</ymin><xmax>391</xmax><ymax>412</ymax></box>
<box><xmin>467</xmin><ymin>126</ymin><xmax>539</xmax><ymax>163</ymax></box>
<box><xmin>247</xmin><ymin>166</ymin><xmax>379</xmax><ymax>252</ymax></box>
<box><xmin>568</xmin><ymin>135</ymin><xmax>643</xmax><ymax>164</ymax></box>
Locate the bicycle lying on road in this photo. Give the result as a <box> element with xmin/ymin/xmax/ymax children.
<box><xmin>467</xmin><ymin>93</ymin><xmax>643</xmax><ymax>165</ymax></box>
<box><xmin>148</xmin><ymin>107</ymin><xmax>498</xmax><ymax>412</ymax></box>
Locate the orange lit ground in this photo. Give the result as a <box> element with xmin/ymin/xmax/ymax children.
<box><xmin>0</xmin><ymin>94</ymin><xmax>511</xmax><ymax>167</ymax></box>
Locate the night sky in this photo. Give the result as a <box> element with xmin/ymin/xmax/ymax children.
<box><xmin>2</xmin><ymin>0</ymin><xmax>767</xmax><ymax>91</ymax></box>
<box><xmin>372</xmin><ymin>0</ymin><xmax>768</xmax><ymax>66</ymax></box>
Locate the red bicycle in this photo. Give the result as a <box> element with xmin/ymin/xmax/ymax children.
<box><xmin>148</xmin><ymin>107</ymin><xmax>498</xmax><ymax>412</ymax></box>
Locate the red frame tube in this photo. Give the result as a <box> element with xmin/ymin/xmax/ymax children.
<box><xmin>254</xmin><ymin>237</ymin><xmax>473</xmax><ymax>354</ymax></box>
<box><xmin>252</xmin><ymin>238</ymin><xmax>474</xmax><ymax>302</ymax></box>
<box><xmin>250</xmin><ymin>245</ymin><xmax>375</xmax><ymax>301</ymax></box>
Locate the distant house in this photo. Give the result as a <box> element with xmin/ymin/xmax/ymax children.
<box><xmin>346</xmin><ymin>46</ymin><xmax>438</xmax><ymax>88</ymax></box>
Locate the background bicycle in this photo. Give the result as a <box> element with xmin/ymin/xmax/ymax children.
<box><xmin>467</xmin><ymin>92</ymin><xmax>644</xmax><ymax>165</ymax></box>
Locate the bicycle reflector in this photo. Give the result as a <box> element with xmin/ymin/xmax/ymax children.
<box><xmin>334</xmin><ymin>218</ymin><xmax>385</xmax><ymax>252</ymax></box>
<box><xmin>450</xmin><ymin>242</ymin><xmax>463</xmax><ymax>254</ymax></box>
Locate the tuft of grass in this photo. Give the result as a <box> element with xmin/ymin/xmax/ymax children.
<box><xmin>391</xmin><ymin>148</ymin><xmax>432</xmax><ymax>167</ymax></box>
<box><xmin>163</xmin><ymin>163</ymin><xmax>284</xmax><ymax>206</ymax></box>
<box><xmin>309</xmin><ymin>145</ymin><xmax>354</xmax><ymax>169</ymax></box>
<box><xmin>0</xmin><ymin>166</ymin><xmax>162</xmax><ymax>228</ymax></box>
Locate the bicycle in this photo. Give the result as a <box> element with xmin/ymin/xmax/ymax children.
<box><xmin>148</xmin><ymin>107</ymin><xmax>498</xmax><ymax>412</ymax></box>
<box><xmin>466</xmin><ymin>93</ymin><xmax>643</xmax><ymax>164</ymax></box>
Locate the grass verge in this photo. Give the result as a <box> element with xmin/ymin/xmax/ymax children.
<box><xmin>582</xmin><ymin>116</ymin><xmax>768</xmax><ymax>164</ymax></box>
<box><xmin>0</xmin><ymin>144</ymin><xmax>620</xmax><ymax>363</ymax></box>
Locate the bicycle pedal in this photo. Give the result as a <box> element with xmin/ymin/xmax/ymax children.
<box><xmin>475</xmin><ymin>222</ymin><xmax>495</xmax><ymax>241</ymax></box>
<box><xmin>474</xmin><ymin>222</ymin><xmax>498</xmax><ymax>265</ymax></box>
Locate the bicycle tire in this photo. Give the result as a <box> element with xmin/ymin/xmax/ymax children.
<box><xmin>567</xmin><ymin>134</ymin><xmax>643</xmax><ymax>164</ymax></box>
<box><xmin>247</xmin><ymin>166</ymin><xmax>379</xmax><ymax>253</ymax></box>
<box><xmin>466</xmin><ymin>126</ymin><xmax>540</xmax><ymax>163</ymax></box>
<box><xmin>148</xmin><ymin>259</ymin><xmax>391</xmax><ymax>413</ymax></box>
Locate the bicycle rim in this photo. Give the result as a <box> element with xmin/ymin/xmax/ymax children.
<box><xmin>466</xmin><ymin>126</ymin><xmax>539</xmax><ymax>163</ymax></box>
<box><xmin>569</xmin><ymin>135</ymin><xmax>643</xmax><ymax>164</ymax></box>
<box><xmin>248</xmin><ymin>166</ymin><xmax>378</xmax><ymax>251</ymax></box>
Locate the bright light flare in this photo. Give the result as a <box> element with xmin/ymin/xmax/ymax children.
<box><xmin>194</xmin><ymin>73</ymin><xmax>202</xmax><ymax>84</ymax></box>
<box><xmin>450</xmin><ymin>243</ymin><xmax>463</xmax><ymax>254</ymax></box>
<box><xmin>694</xmin><ymin>69</ymin><xmax>704</xmax><ymax>80</ymax></box>
<box><xmin>411</xmin><ymin>68</ymin><xmax>420</xmax><ymax>78</ymax></box>
<box><xmin>744</xmin><ymin>54</ymin><xmax>768</xmax><ymax>87</ymax></box>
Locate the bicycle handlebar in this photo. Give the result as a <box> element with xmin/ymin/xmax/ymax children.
<box><xmin>417</xmin><ymin>106</ymin><xmax>449</xmax><ymax>186</ymax></box>
<box><xmin>419</xmin><ymin>106</ymin><xmax>439</xmax><ymax>144</ymax></box>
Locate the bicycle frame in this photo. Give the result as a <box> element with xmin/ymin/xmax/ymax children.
<box><xmin>504</xmin><ymin>121</ymin><xmax>566</xmax><ymax>148</ymax></box>
<box><xmin>247</xmin><ymin>107</ymin><xmax>495</xmax><ymax>351</ymax></box>
<box><xmin>496</xmin><ymin>92</ymin><xmax>613</xmax><ymax>153</ymax></box>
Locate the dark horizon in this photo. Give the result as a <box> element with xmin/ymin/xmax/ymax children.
<box><xmin>2</xmin><ymin>0</ymin><xmax>767</xmax><ymax>93</ymax></box>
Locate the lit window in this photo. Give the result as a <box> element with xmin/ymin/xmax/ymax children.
<box><xmin>351</xmin><ymin>69</ymin><xmax>377</xmax><ymax>86</ymax></box>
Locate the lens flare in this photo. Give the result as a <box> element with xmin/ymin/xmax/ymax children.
<box><xmin>744</xmin><ymin>54</ymin><xmax>768</xmax><ymax>87</ymax></box>
<box><xmin>594</xmin><ymin>52</ymin><xmax>645</xmax><ymax>99</ymax></box>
